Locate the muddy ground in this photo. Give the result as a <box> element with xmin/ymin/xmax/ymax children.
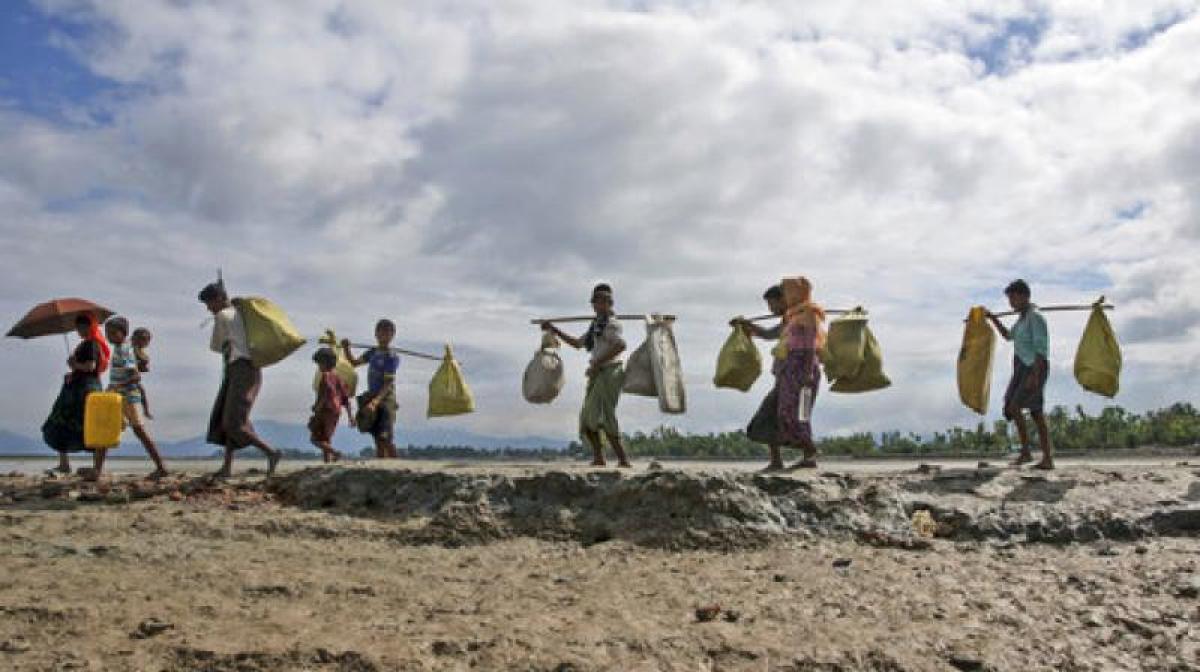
<box><xmin>1</xmin><ymin>462</ymin><xmax>1198</xmax><ymax>671</ymax></box>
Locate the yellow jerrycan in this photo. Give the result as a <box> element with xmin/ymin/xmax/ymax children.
<box><xmin>84</xmin><ymin>391</ymin><xmax>124</xmax><ymax>450</ymax></box>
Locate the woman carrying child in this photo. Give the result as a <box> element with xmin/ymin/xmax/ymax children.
<box><xmin>105</xmin><ymin>316</ymin><xmax>168</xmax><ymax>478</ymax></box>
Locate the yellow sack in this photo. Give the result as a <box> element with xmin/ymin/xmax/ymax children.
<box><xmin>820</xmin><ymin>310</ymin><xmax>868</xmax><ymax>381</ymax></box>
<box><xmin>232</xmin><ymin>297</ymin><xmax>306</xmax><ymax>368</ymax></box>
<box><xmin>713</xmin><ymin>324</ymin><xmax>761</xmax><ymax>392</ymax></box>
<box><xmin>957</xmin><ymin>306</ymin><xmax>996</xmax><ymax>414</ymax></box>
<box><xmin>1074</xmin><ymin>304</ymin><xmax>1121</xmax><ymax>398</ymax></box>
<box><xmin>83</xmin><ymin>391</ymin><xmax>123</xmax><ymax>450</ymax></box>
<box><xmin>428</xmin><ymin>345</ymin><xmax>475</xmax><ymax>417</ymax></box>
<box><xmin>313</xmin><ymin>329</ymin><xmax>358</xmax><ymax>396</ymax></box>
<box><xmin>828</xmin><ymin>324</ymin><xmax>891</xmax><ymax>393</ymax></box>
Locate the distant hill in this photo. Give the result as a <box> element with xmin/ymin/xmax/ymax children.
<box><xmin>0</xmin><ymin>420</ymin><xmax>569</xmax><ymax>458</ymax></box>
<box><xmin>0</xmin><ymin>429</ymin><xmax>42</xmax><ymax>455</ymax></box>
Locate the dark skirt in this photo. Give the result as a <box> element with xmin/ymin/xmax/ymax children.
<box><xmin>207</xmin><ymin>359</ymin><xmax>263</xmax><ymax>449</ymax></box>
<box><xmin>42</xmin><ymin>375</ymin><xmax>102</xmax><ymax>453</ymax></box>
<box><xmin>776</xmin><ymin>349</ymin><xmax>820</xmax><ymax>446</ymax></box>
<box><xmin>308</xmin><ymin>408</ymin><xmax>340</xmax><ymax>443</ymax></box>
<box><xmin>746</xmin><ymin>386</ymin><xmax>780</xmax><ymax>445</ymax></box>
<box><xmin>1004</xmin><ymin>357</ymin><xmax>1048</xmax><ymax>419</ymax></box>
<box><xmin>355</xmin><ymin>390</ymin><xmax>397</xmax><ymax>442</ymax></box>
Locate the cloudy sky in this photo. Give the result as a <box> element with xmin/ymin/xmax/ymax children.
<box><xmin>1</xmin><ymin>0</ymin><xmax>1198</xmax><ymax>445</ymax></box>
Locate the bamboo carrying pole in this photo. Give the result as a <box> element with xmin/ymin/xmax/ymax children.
<box><xmin>967</xmin><ymin>303</ymin><xmax>1115</xmax><ymax>322</ymax></box>
<box><xmin>529</xmin><ymin>314</ymin><xmax>677</xmax><ymax>325</ymax></box>
<box><xmin>744</xmin><ymin>308</ymin><xmax>864</xmax><ymax>322</ymax></box>
<box><xmin>345</xmin><ymin>342</ymin><xmax>443</xmax><ymax>361</ymax></box>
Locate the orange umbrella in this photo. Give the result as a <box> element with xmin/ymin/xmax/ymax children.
<box><xmin>6</xmin><ymin>298</ymin><xmax>115</xmax><ymax>339</ymax></box>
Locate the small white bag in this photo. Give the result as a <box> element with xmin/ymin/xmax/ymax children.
<box><xmin>522</xmin><ymin>332</ymin><xmax>566</xmax><ymax>404</ymax></box>
<box><xmin>622</xmin><ymin>338</ymin><xmax>657</xmax><ymax>397</ymax></box>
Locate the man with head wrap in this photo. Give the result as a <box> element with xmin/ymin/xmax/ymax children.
<box><xmin>198</xmin><ymin>281</ymin><xmax>282</xmax><ymax>477</ymax></box>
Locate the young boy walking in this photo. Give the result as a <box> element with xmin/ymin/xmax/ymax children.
<box><xmin>341</xmin><ymin>320</ymin><xmax>400</xmax><ymax>459</ymax></box>
<box><xmin>542</xmin><ymin>283</ymin><xmax>632</xmax><ymax>468</ymax></box>
<box><xmin>105</xmin><ymin>317</ymin><xmax>169</xmax><ymax>478</ymax></box>
<box><xmin>309</xmin><ymin>348</ymin><xmax>353</xmax><ymax>463</ymax></box>
<box><xmin>988</xmin><ymin>279</ymin><xmax>1054</xmax><ymax>470</ymax></box>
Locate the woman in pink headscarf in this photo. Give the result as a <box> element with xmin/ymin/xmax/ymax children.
<box><xmin>773</xmin><ymin>277</ymin><xmax>825</xmax><ymax>468</ymax></box>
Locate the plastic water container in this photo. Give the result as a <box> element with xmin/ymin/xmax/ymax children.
<box><xmin>84</xmin><ymin>391</ymin><xmax>123</xmax><ymax>449</ymax></box>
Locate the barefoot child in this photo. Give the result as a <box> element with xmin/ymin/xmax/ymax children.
<box><xmin>309</xmin><ymin>348</ymin><xmax>352</xmax><ymax>463</ymax></box>
<box><xmin>105</xmin><ymin>317</ymin><xmax>168</xmax><ymax>478</ymax></box>
<box><xmin>987</xmin><ymin>279</ymin><xmax>1054</xmax><ymax>470</ymax></box>
<box><xmin>131</xmin><ymin>327</ymin><xmax>154</xmax><ymax>420</ymax></box>
<box><xmin>541</xmin><ymin>283</ymin><xmax>632</xmax><ymax>468</ymax></box>
<box><xmin>341</xmin><ymin>320</ymin><xmax>400</xmax><ymax>459</ymax></box>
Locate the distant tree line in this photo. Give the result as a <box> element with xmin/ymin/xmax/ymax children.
<box><xmin>613</xmin><ymin>403</ymin><xmax>1200</xmax><ymax>459</ymax></box>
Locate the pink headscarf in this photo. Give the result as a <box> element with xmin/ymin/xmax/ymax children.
<box><xmin>781</xmin><ymin>277</ymin><xmax>827</xmax><ymax>350</ymax></box>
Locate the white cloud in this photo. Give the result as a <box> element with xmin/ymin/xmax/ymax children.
<box><xmin>1</xmin><ymin>0</ymin><xmax>1198</xmax><ymax>446</ymax></box>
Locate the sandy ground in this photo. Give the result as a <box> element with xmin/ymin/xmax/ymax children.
<box><xmin>1</xmin><ymin>465</ymin><xmax>1198</xmax><ymax>671</ymax></box>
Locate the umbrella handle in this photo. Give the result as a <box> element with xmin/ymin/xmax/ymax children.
<box><xmin>63</xmin><ymin>333</ymin><xmax>70</xmax><ymax>356</ymax></box>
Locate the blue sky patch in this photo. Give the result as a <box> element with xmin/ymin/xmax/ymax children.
<box><xmin>1121</xmin><ymin>13</ymin><xmax>1187</xmax><ymax>50</ymax></box>
<box><xmin>965</xmin><ymin>12</ymin><xmax>1050</xmax><ymax>76</ymax></box>
<box><xmin>0</xmin><ymin>0</ymin><xmax>115</xmax><ymax>123</ymax></box>
<box><xmin>1116</xmin><ymin>200</ymin><xmax>1150</xmax><ymax>221</ymax></box>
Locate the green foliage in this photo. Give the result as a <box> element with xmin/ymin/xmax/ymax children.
<box><xmin>606</xmin><ymin>403</ymin><xmax>1200</xmax><ymax>458</ymax></box>
<box><xmin>335</xmin><ymin>403</ymin><xmax>1200</xmax><ymax>460</ymax></box>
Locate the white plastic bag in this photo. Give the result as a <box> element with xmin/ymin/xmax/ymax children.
<box><xmin>647</xmin><ymin>318</ymin><xmax>686</xmax><ymax>414</ymax></box>
<box><xmin>622</xmin><ymin>337</ymin><xmax>657</xmax><ymax>397</ymax></box>
<box><xmin>622</xmin><ymin>317</ymin><xmax>685</xmax><ymax>413</ymax></box>
<box><xmin>523</xmin><ymin>331</ymin><xmax>566</xmax><ymax>404</ymax></box>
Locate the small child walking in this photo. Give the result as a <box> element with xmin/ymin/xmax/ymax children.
<box><xmin>309</xmin><ymin>348</ymin><xmax>352</xmax><ymax>464</ymax></box>
<box><xmin>131</xmin><ymin>327</ymin><xmax>154</xmax><ymax>420</ymax></box>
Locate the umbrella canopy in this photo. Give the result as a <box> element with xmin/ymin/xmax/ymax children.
<box><xmin>6</xmin><ymin>298</ymin><xmax>115</xmax><ymax>339</ymax></box>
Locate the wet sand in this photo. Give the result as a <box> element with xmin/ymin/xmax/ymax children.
<box><xmin>1</xmin><ymin>463</ymin><xmax>1198</xmax><ymax>671</ymax></box>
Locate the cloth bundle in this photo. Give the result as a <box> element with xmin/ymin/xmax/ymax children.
<box><xmin>713</xmin><ymin>324</ymin><xmax>762</xmax><ymax>392</ymax></box>
<box><xmin>1074</xmin><ymin>303</ymin><xmax>1122</xmax><ymax>398</ymax></box>
<box><xmin>522</xmin><ymin>331</ymin><xmax>566</xmax><ymax>404</ymax></box>
<box><xmin>821</xmin><ymin>310</ymin><xmax>891</xmax><ymax>393</ymax></box>
<box><xmin>957</xmin><ymin>306</ymin><xmax>997</xmax><ymax>414</ymax></box>
<box><xmin>232</xmin><ymin>297</ymin><xmax>306</xmax><ymax>368</ymax></box>
<box><xmin>428</xmin><ymin>345</ymin><xmax>475</xmax><ymax>417</ymax></box>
